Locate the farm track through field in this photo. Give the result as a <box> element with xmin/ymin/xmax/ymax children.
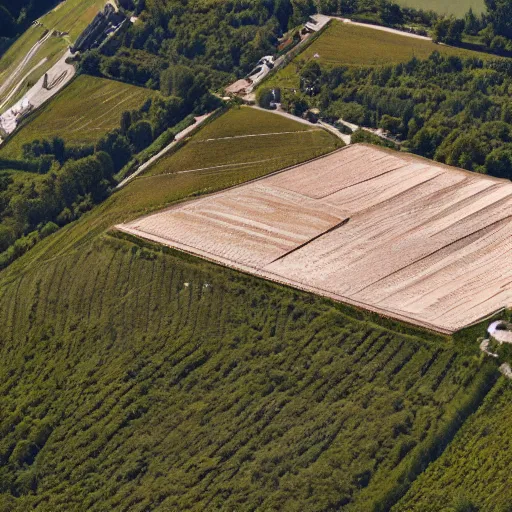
<box><xmin>0</xmin><ymin>58</ymin><xmax>47</xmax><ymax>111</ymax></box>
<box><xmin>136</xmin><ymin>158</ymin><xmax>281</xmax><ymax>180</ymax></box>
<box><xmin>0</xmin><ymin>30</ymin><xmax>53</xmax><ymax>100</ymax></box>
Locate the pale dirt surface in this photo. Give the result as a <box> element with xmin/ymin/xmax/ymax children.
<box><xmin>117</xmin><ymin>144</ymin><xmax>512</xmax><ymax>334</ymax></box>
<box><xmin>0</xmin><ymin>30</ymin><xmax>53</xmax><ymax>100</ymax></box>
<box><xmin>488</xmin><ymin>321</ymin><xmax>512</xmax><ymax>343</ymax></box>
<box><xmin>332</xmin><ymin>17</ymin><xmax>432</xmax><ymax>41</ymax></box>
<box><xmin>0</xmin><ymin>50</ymin><xmax>75</xmax><ymax>136</ymax></box>
<box><xmin>0</xmin><ymin>58</ymin><xmax>48</xmax><ymax>111</ymax></box>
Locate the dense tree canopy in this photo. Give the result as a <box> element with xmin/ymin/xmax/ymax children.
<box><xmin>485</xmin><ymin>0</ymin><xmax>512</xmax><ymax>39</ymax></box>
<box><xmin>282</xmin><ymin>52</ymin><xmax>512</xmax><ymax>180</ymax></box>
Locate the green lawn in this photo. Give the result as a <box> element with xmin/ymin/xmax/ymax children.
<box><xmin>1</xmin><ymin>75</ymin><xmax>157</xmax><ymax>158</ymax></box>
<box><xmin>265</xmin><ymin>21</ymin><xmax>502</xmax><ymax>90</ymax></box>
<box><xmin>396</xmin><ymin>0</ymin><xmax>485</xmax><ymax>16</ymax></box>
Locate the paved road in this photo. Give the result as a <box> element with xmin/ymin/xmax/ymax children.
<box><xmin>331</xmin><ymin>17</ymin><xmax>431</xmax><ymax>41</ymax></box>
<box><xmin>0</xmin><ymin>30</ymin><xmax>53</xmax><ymax>99</ymax></box>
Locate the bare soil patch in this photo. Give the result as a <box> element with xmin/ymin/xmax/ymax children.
<box><xmin>117</xmin><ymin>144</ymin><xmax>512</xmax><ymax>333</ymax></box>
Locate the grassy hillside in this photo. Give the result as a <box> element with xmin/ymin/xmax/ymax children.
<box><xmin>0</xmin><ymin>107</ymin><xmax>341</xmax><ymax>264</ymax></box>
<box><xmin>265</xmin><ymin>21</ymin><xmax>501</xmax><ymax>90</ymax></box>
<box><xmin>395</xmin><ymin>0</ymin><xmax>485</xmax><ymax>17</ymax></box>
<box><xmin>39</xmin><ymin>0</ymin><xmax>108</xmax><ymax>43</ymax></box>
<box><xmin>0</xmin><ymin>230</ymin><xmax>497</xmax><ymax>512</ymax></box>
<box><xmin>0</xmin><ymin>106</ymin><xmax>501</xmax><ymax>511</ymax></box>
<box><xmin>394</xmin><ymin>378</ymin><xmax>512</xmax><ymax>511</ymax></box>
<box><xmin>0</xmin><ymin>27</ymin><xmax>67</xmax><ymax>109</ymax></box>
<box><xmin>1</xmin><ymin>75</ymin><xmax>157</xmax><ymax>158</ymax></box>
<box><xmin>0</xmin><ymin>27</ymin><xmax>49</xmax><ymax>83</ymax></box>
<box><xmin>146</xmin><ymin>107</ymin><xmax>341</xmax><ymax>180</ymax></box>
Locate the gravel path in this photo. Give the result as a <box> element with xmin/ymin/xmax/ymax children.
<box><xmin>0</xmin><ymin>58</ymin><xmax>48</xmax><ymax>111</ymax></box>
<box><xmin>331</xmin><ymin>17</ymin><xmax>432</xmax><ymax>41</ymax></box>
<box><xmin>116</xmin><ymin>113</ymin><xmax>214</xmax><ymax>189</ymax></box>
<box><xmin>0</xmin><ymin>30</ymin><xmax>53</xmax><ymax>99</ymax></box>
<box><xmin>0</xmin><ymin>50</ymin><xmax>75</xmax><ymax>137</ymax></box>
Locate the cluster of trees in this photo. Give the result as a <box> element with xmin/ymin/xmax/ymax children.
<box><xmin>318</xmin><ymin>0</ymin><xmax>434</xmax><ymax>29</ymax></box>
<box><xmin>0</xmin><ymin>89</ymin><xmax>218</xmax><ymax>268</ymax></box>
<box><xmin>0</xmin><ymin>145</ymin><xmax>115</xmax><ymax>268</ymax></box>
<box><xmin>282</xmin><ymin>53</ymin><xmax>512</xmax><ymax>179</ymax></box>
<box><xmin>0</xmin><ymin>0</ymin><xmax>56</xmax><ymax>38</ymax></box>
<box><xmin>79</xmin><ymin>0</ymin><xmax>317</xmax><ymax>92</ymax></box>
<box><xmin>432</xmin><ymin>1</ymin><xmax>512</xmax><ymax>51</ymax></box>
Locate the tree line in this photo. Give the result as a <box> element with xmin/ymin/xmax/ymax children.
<box><xmin>266</xmin><ymin>52</ymin><xmax>512</xmax><ymax>180</ymax></box>
<box><xmin>0</xmin><ymin>85</ymin><xmax>221</xmax><ymax>269</ymax></box>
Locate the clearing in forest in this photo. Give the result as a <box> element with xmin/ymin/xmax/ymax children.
<box><xmin>118</xmin><ymin>144</ymin><xmax>512</xmax><ymax>334</ymax></box>
<box><xmin>395</xmin><ymin>0</ymin><xmax>485</xmax><ymax>17</ymax></box>
<box><xmin>0</xmin><ymin>75</ymin><xmax>157</xmax><ymax>157</ymax></box>
<box><xmin>265</xmin><ymin>20</ymin><xmax>501</xmax><ymax>90</ymax></box>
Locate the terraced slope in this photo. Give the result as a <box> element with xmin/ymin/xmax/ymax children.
<box><xmin>0</xmin><ymin>75</ymin><xmax>157</xmax><ymax>157</ymax></box>
<box><xmin>0</xmin><ymin>106</ymin><xmax>499</xmax><ymax>511</ymax></box>
<box><xmin>394</xmin><ymin>379</ymin><xmax>512</xmax><ymax>511</ymax></box>
<box><xmin>145</xmin><ymin>106</ymin><xmax>340</xmax><ymax>181</ymax></box>
<box><xmin>0</xmin><ymin>232</ymin><xmax>496</xmax><ymax>511</ymax></box>
<box><xmin>119</xmin><ymin>144</ymin><xmax>512</xmax><ymax>333</ymax></box>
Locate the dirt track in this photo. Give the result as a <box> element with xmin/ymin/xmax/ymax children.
<box><xmin>117</xmin><ymin>144</ymin><xmax>512</xmax><ymax>334</ymax></box>
<box><xmin>0</xmin><ymin>50</ymin><xmax>75</xmax><ymax>136</ymax></box>
<box><xmin>0</xmin><ymin>58</ymin><xmax>48</xmax><ymax>111</ymax></box>
<box><xmin>332</xmin><ymin>17</ymin><xmax>432</xmax><ymax>41</ymax></box>
<box><xmin>0</xmin><ymin>30</ymin><xmax>53</xmax><ymax>100</ymax></box>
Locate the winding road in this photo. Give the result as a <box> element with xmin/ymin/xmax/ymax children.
<box><xmin>0</xmin><ymin>30</ymin><xmax>53</xmax><ymax>100</ymax></box>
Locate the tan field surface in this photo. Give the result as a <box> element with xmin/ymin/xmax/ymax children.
<box><xmin>117</xmin><ymin>144</ymin><xmax>512</xmax><ymax>334</ymax></box>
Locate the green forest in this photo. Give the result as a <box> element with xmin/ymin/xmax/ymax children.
<box><xmin>276</xmin><ymin>52</ymin><xmax>512</xmax><ymax>179</ymax></box>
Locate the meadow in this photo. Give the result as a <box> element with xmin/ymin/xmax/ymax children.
<box><xmin>0</xmin><ymin>75</ymin><xmax>157</xmax><ymax>158</ymax></box>
<box><xmin>395</xmin><ymin>0</ymin><xmax>485</xmax><ymax>17</ymax></box>
<box><xmin>145</xmin><ymin>107</ymin><xmax>341</xmax><ymax>180</ymax></box>
<box><xmin>0</xmin><ymin>27</ymin><xmax>48</xmax><ymax>84</ymax></box>
<box><xmin>265</xmin><ymin>21</ymin><xmax>501</xmax><ymax>90</ymax></box>
<box><xmin>39</xmin><ymin>0</ymin><xmax>108</xmax><ymax>42</ymax></box>
<box><xmin>0</xmin><ymin>106</ymin><xmax>504</xmax><ymax>511</ymax></box>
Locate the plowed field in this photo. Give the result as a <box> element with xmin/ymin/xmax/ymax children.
<box><xmin>117</xmin><ymin>144</ymin><xmax>512</xmax><ymax>333</ymax></box>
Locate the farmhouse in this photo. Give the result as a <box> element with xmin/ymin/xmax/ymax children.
<box><xmin>117</xmin><ymin>144</ymin><xmax>512</xmax><ymax>334</ymax></box>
